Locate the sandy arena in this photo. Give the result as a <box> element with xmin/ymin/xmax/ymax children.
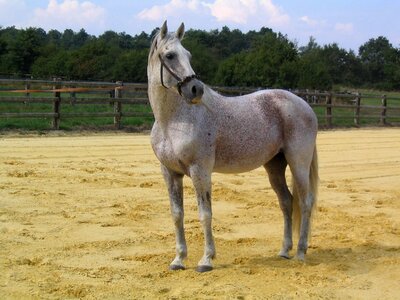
<box><xmin>1</xmin><ymin>128</ymin><xmax>399</xmax><ymax>299</ymax></box>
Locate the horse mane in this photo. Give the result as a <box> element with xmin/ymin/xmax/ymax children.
<box><xmin>148</xmin><ymin>32</ymin><xmax>160</xmax><ymax>60</ymax></box>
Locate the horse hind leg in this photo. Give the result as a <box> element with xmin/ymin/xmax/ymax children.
<box><xmin>288</xmin><ymin>146</ymin><xmax>319</xmax><ymax>261</ymax></box>
<box><xmin>265</xmin><ymin>152</ymin><xmax>293</xmax><ymax>259</ymax></box>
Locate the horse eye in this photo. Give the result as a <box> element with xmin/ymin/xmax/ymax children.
<box><xmin>165</xmin><ymin>53</ymin><xmax>175</xmax><ymax>60</ymax></box>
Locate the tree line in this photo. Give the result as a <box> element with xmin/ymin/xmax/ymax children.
<box><xmin>1</xmin><ymin>26</ymin><xmax>399</xmax><ymax>90</ymax></box>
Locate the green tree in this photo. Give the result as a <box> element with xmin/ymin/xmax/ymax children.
<box><xmin>214</xmin><ymin>52</ymin><xmax>246</xmax><ymax>86</ymax></box>
<box><xmin>359</xmin><ymin>36</ymin><xmax>400</xmax><ymax>89</ymax></box>
<box><xmin>3</xmin><ymin>25</ymin><xmax>400</xmax><ymax>90</ymax></box>
<box><xmin>31</xmin><ymin>50</ymin><xmax>73</xmax><ymax>79</ymax></box>
<box><xmin>69</xmin><ymin>39</ymin><xmax>119</xmax><ymax>80</ymax></box>
<box><xmin>132</xmin><ymin>32</ymin><xmax>151</xmax><ymax>50</ymax></box>
<box><xmin>112</xmin><ymin>50</ymin><xmax>148</xmax><ymax>82</ymax></box>
<box><xmin>6</xmin><ymin>27</ymin><xmax>46</xmax><ymax>75</ymax></box>
<box><xmin>320</xmin><ymin>44</ymin><xmax>362</xmax><ymax>86</ymax></box>
<box><xmin>182</xmin><ymin>37</ymin><xmax>219</xmax><ymax>84</ymax></box>
<box><xmin>47</xmin><ymin>29</ymin><xmax>62</xmax><ymax>47</ymax></box>
<box><xmin>215</xmin><ymin>29</ymin><xmax>298</xmax><ymax>87</ymax></box>
<box><xmin>297</xmin><ymin>38</ymin><xmax>332</xmax><ymax>90</ymax></box>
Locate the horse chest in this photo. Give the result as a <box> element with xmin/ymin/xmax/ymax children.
<box><xmin>151</xmin><ymin>132</ymin><xmax>200</xmax><ymax>176</ymax></box>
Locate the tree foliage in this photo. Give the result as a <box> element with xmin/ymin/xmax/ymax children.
<box><xmin>1</xmin><ymin>26</ymin><xmax>400</xmax><ymax>90</ymax></box>
<box><xmin>359</xmin><ymin>36</ymin><xmax>400</xmax><ymax>89</ymax></box>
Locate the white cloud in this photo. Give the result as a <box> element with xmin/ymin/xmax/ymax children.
<box><xmin>137</xmin><ymin>0</ymin><xmax>201</xmax><ymax>21</ymax></box>
<box><xmin>204</xmin><ymin>0</ymin><xmax>289</xmax><ymax>26</ymax></box>
<box><xmin>259</xmin><ymin>0</ymin><xmax>290</xmax><ymax>26</ymax></box>
<box><xmin>300</xmin><ymin>16</ymin><xmax>318</xmax><ymax>27</ymax></box>
<box><xmin>334</xmin><ymin>22</ymin><xmax>354</xmax><ymax>34</ymax></box>
<box><xmin>137</xmin><ymin>0</ymin><xmax>289</xmax><ymax>27</ymax></box>
<box><xmin>31</xmin><ymin>0</ymin><xmax>106</xmax><ymax>31</ymax></box>
<box><xmin>203</xmin><ymin>0</ymin><xmax>257</xmax><ymax>24</ymax></box>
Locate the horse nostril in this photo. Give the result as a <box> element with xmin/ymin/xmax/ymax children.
<box><xmin>198</xmin><ymin>84</ymin><xmax>204</xmax><ymax>96</ymax></box>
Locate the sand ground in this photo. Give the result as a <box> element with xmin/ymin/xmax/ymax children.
<box><xmin>0</xmin><ymin>128</ymin><xmax>399</xmax><ymax>299</ymax></box>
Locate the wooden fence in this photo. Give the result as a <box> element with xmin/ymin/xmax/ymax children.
<box><xmin>0</xmin><ymin>78</ymin><xmax>150</xmax><ymax>129</ymax></box>
<box><xmin>1</xmin><ymin>78</ymin><xmax>400</xmax><ymax>129</ymax></box>
<box><xmin>294</xmin><ymin>90</ymin><xmax>400</xmax><ymax>127</ymax></box>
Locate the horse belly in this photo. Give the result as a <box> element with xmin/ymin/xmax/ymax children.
<box><xmin>214</xmin><ymin>154</ymin><xmax>272</xmax><ymax>173</ymax></box>
<box><xmin>213</xmin><ymin>131</ymin><xmax>281</xmax><ymax>174</ymax></box>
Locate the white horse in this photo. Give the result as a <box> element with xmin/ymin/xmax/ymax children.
<box><xmin>147</xmin><ymin>21</ymin><xmax>319</xmax><ymax>272</ymax></box>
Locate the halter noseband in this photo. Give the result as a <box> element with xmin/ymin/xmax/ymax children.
<box><xmin>158</xmin><ymin>54</ymin><xmax>199</xmax><ymax>96</ymax></box>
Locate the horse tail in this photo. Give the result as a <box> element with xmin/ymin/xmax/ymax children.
<box><xmin>292</xmin><ymin>145</ymin><xmax>319</xmax><ymax>237</ymax></box>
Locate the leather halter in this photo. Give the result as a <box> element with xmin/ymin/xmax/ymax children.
<box><xmin>158</xmin><ymin>54</ymin><xmax>199</xmax><ymax>96</ymax></box>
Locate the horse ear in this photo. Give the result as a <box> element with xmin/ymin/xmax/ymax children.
<box><xmin>176</xmin><ymin>22</ymin><xmax>185</xmax><ymax>40</ymax></box>
<box><xmin>160</xmin><ymin>20</ymin><xmax>168</xmax><ymax>39</ymax></box>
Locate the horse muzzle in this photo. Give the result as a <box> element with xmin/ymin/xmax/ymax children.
<box><xmin>179</xmin><ymin>77</ymin><xmax>204</xmax><ymax>104</ymax></box>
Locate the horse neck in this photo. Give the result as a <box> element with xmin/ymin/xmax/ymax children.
<box><xmin>148</xmin><ymin>83</ymin><xmax>185</xmax><ymax>126</ymax></box>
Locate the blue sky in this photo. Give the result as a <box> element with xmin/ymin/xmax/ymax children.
<box><xmin>1</xmin><ymin>0</ymin><xmax>399</xmax><ymax>51</ymax></box>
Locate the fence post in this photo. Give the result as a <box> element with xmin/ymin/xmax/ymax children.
<box><xmin>354</xmin><ymin>92</ymin><xmax>361</xmax><ymax>126</ymax></box>
<box><xmin>380</xmin><ymin>94</ymin><xmax>387</xmax><ymax>125</ymax></box>
<box><xmin>24</xmin><ymin>81</ymin><xmax>30</xmax><ymax>105</ymax></box>
<box><xmin>52</xmin><ymin>78</ymin><xmax>61</xmax><ymax>130</ymax></box>
<box><xmin>70</xmin><ymin>85</ymin><xmax>76</xmax><ymax>106</ymax></box>
<box><xmin>114</xmin><ymin>81</ymin><xmax>123</xmax><ymax>129</ymax></box>
<box><xmin>325</xmin><ymin>93</ymin><xmax>332</xmax><ymax>127</ymax></box>
<box><xmin>25</xmin><ymin>82</ymin><xmax>30</xmax><ymax>98</ymax></box>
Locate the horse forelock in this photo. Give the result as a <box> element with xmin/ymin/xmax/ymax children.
<box><xmin>149</xmin><ymin>31</ymin><xmax>177</xmax><ymax>62</ymax></box>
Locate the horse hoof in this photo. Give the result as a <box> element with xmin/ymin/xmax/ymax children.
<box><xmin>295</xmin><ymin>253</ymin><xmax>305</xmax><ymax>262</ymax></box>
<box><xmin>196</xmin><ymin>265</ymin><xmax>213</xmax><ymax>273</ymax></box>
<box><xmin>169</xmin><ymin>264</ymin><xmax>185</xmax><ymax>271</ymax></box>
<box><xmin>278</xmin><ymin>252</ymin><xmax>291</xmax><ymax>259</ymax></box>
<box><xmin>278</xmin><ymin>250</ymin><xmax>290</xmax><ymax>259</ymax></box>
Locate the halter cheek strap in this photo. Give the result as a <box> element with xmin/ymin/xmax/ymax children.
<box><xmin>158</xmin><ymin>54</ymin><xmax>199</xmax><ymax>96</ymax></box>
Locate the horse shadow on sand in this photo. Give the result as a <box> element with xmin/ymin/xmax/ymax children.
<box><xmin>237</xmin><ymin>242</ymin><xmax>400</xmax><ymax>276</ymax></box>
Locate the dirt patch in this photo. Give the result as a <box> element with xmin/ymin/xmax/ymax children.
<box><xmin>1</xmin><ymin>129</ymin><xmax>399</xmax><ymax>299</ymax></box>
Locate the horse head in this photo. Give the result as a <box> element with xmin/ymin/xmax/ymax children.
<box><xmin>148</xmin><ymin>21</ymin><xmax>204</xmax><ymax>104</ymax></box>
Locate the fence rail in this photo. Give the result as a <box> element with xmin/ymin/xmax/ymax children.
<box><xmin>1</xmin><ymin>78</ymin><xmax>400</xmax><ymax>129</ymax></box>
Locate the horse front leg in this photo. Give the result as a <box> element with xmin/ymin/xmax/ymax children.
<box><xmin>161</xmin><ymin>165</ymin><xmax>187</xmax><ymax>270</ymax></box>
<box><xmin>189</xmin><ymin>165</ymin><xmax>215</xmax><ymax>272</ymax></box>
